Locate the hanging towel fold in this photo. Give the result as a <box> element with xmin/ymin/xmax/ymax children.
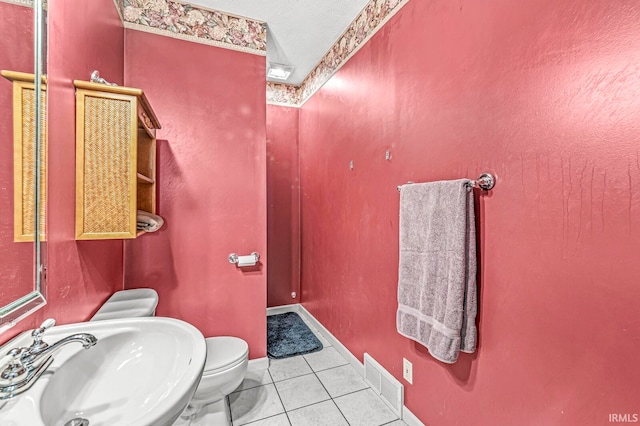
<box><xmin>136</xmin><ymin>210</ymin><xmax>164</xmax><ymax>232</ymax></box>
<box><xmin>396</xmin><ymin>179</ymin><xmax>477</xmax><ymax>364</ymax></box>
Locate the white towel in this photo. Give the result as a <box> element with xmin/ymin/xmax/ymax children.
<box><xmin>136</xmin><ymin>210</ymin><xmax>164</xmax><ymax>232</ymax></box>
<box><xmin>396</xmin><ymin>179</ymin><xmax>477</xmax><ymax>363</ymax></box>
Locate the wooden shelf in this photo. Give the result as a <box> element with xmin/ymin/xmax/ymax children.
<box><xmin>74</xmin><ymin>81</ymin><xmax>160</xmax><ymax>240</ymax></box>
<box><xmin>2</xmin><ymin>70</ymin><xmax>47</xmax><ymax>84</ymax></box>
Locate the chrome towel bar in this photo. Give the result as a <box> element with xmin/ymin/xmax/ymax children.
<box><xmin>397</xmin><ymin>172</ymin><xmax>496</xmax><ymax>191</ymax></box>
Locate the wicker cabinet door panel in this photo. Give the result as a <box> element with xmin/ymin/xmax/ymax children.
<box><xmin>76</xmin><ymin>92</ymin><xmax>137</xmax><ymax>239</ymax></box>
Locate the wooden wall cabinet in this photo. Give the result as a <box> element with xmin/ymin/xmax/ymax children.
<box><xmin>74</xmin><ymin>81</ymin><xmax>161</xmax><ymax>240</ymax></box>
<box><xmin>1</xmin><ymin>70</ymin><xmax>47</xmax><ymax>242</ymax></box>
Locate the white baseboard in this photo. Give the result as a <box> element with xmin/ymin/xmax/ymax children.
<box><xmin>247</xmin><ymin>356</ymin><xmax>269</xmax><ymax>371</ymax></box>
<box><xmin>265</xmin><ymin>303</ymin><xmax>424</xmax><ymax>425</ymax></box>
<box><xmin>402</xmin><ymin>406</ymin><xmax>425</xmax><ymax>426</ymax></box>
<box><xmin>266</xmin><ymin>304</ymin><xmax>299</xmax><ymax>316</ymax></box>
<box><xmin>296</xmin><ymin>304</ymin><xmax>364</xmax><ymax>377</ymax></box>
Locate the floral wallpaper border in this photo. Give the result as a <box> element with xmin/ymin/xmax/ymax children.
<box><xmin>267</xmin><ymin>0</ymin><xmax>410</xmax><ymax>107</ymax></box>
<box><xmin>110</xmin><ymin>0</ymin><xmax>409</xmax><ymax>106</ymax></box>
<box><xmin>266</xmin><ymin>82</ymin><xmax>302</xmax><ymax>107</ymax></box>
<box><xmin>113</xmin><ymin>0</ymin><xmax>125</xmax><ymax>18</ymax></box>
<box><xmin>115</xmin><ymin>0</ymin><xmax>266</xmax><ymax>56</ymax></box>
<box><xmin>0</xmin><ymin>0</ymin><xmax>34</xmax><ymax>8</ymax></box>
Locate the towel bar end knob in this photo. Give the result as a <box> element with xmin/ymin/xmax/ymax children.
<box><xmin>477</xmin><ymin>173</ymin><xmax>495</xmax><ymax>190</ymax></box>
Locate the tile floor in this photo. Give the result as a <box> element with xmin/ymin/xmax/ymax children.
<box><xmin>225</xmin><ymin>316</ymin><xmax>407</xmax><ymax>426</ymax></box>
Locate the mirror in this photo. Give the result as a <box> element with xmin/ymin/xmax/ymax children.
<box><xmin>0</xmin><ymin>0</ymin><xmax>47</xmax><ymax>329</ymax></box>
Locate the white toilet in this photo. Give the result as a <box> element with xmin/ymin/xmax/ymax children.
<box><xmin>93</xmin><ymin>289</ymin><xmax>249</xmax><ymax>426</ymax></box>
<box><xmin>181</xmin><ymin>336</ymin><xmax>248</xmax><ymax>425</ymax></box>
<box><xmin>90</xmin><ymin>288</ymin><xmax>159</xmax><ymax>321</ymax></box>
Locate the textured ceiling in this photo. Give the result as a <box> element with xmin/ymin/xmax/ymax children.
<box><xmin>186</xmin><ymin>0</ymin><xmax>370</xmax><ymax>85</ymax></box>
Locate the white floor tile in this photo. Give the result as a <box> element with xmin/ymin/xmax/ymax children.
<box><xmin>244</xmin><ymin>413</ymin><xmax>291</xmax><ymax>425</ymax></box>
<box><xmin>382</xmin><ymin>421</ymin><xmax>408</xmax><ymax>425</ymax></box>
<box><xmin>334</xmin><ymin>388</ymin><xmax>398</xmax><ymax>426</ymax></box>
<box><xmin>262</xmin><ymin>314</ymin><xmax>412</xmax><ymax>425</ymax></box>
<box><xmin>303</xmin><ymin>347</ymin><xmax>348</xmax><ymax>372</ymax></box>
<box><xmin>268</xmin><ymin>356</ymin><xmax>313</xmax><ymax>382</ymax></box>
<box><xmin>274</xmin><ymin>374</ymin><xmax>331</xmax><ymax>411</ymax></box>
<box><xmin>189</xmin><ymin>399</ymin><xmax>228</xmax><ymax>426</ymax></box>
<box><xmin>237</xmin><ymin>368</ymin><xmax>274</xmax><ymax>391</ymax></box>
<box><xmin>230</xmin><ymin>384</ymin><xmax>285</xmax><ymax>426</ymax></box>
<box><xmin>316</xmin><ymin>364</ymin><xmax>369</xmax><ymax>398</ymax></box>
<box><xmin>287</xmin><ymin>400</ymin><xmax>349</xmax><ymax>426</ymax></box>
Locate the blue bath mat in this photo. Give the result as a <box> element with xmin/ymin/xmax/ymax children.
<box><xmin>267</xmin><ymin>312</ymin><xmax>323</xmax><ymax>359</ymax></box>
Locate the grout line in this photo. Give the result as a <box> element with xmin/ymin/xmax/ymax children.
<box><xmin>227</xmin><ymin>396</ymin><xmax>234</xmax><ymax>425</ymax></box>
<box><xmin>264</xmin><ymin>309</ymin><xmax>414</xmax><ymax>426</ymax></box>
<box><xmin>333</xmin><ymin>387</ymin><xmax>374</xmax><ymax>401</ymax></box>
<box><xmin>306</xmin><ymin>361</ymin><xmax>351</xmax><ymax>373</ymax></box>
<box><xmin>311</xmin><ymin>362</ymin><xmax>351</xmax><ymax>374</ymax></box>
<box><xmin>276</xmin><ymin>370</ymin><xmax>348</xmax><ymax>422</ymax></box>
<box><xmin>242</xmin><ymin>412</ymin><xmax>290</xmax><ymax>426</ymax></box>
<box><xmin>332</xmin><ymin>399</ymin><xmax>352</xmax><ymax>426</ymax></box>
<box><xmin>271</xmin><ymin>371</ymin><xmax>315</xmax><ymax>383</ymax></box>
<box><xmin>302</xmin><ymin>352</ymin><xmax>352</xmax><ymax>426</ymax></box>
<box><xmin>302</xmin><ymin>346</ymin><xmax>349</xmax><ymax>373</ymax></box>
<box><xmin>269</xmin><ymin>378</ymin><xmax>292</xmax><ymax>425</ymax></box>
<box><xmin>379</xmin><ymin>419</ymin><xmax>404</xmax><ymax>426</ymax></box>
<box><xmin>230</xmin><ymin>381</ymin><xmax>269</xmax><ymax>396</ymax></box>
<box><xmin>305</xmin><ymin>324</ymin><xmax>397</xmax><ymax>426</ymax></box>
<box><xmin>319</xmin><ymin>373</ymin><xmax>353</xmax><ymax>426</ymax></box>
<box><xmin>282</xmin><ymin>396</ymin><xmax>334</xmax><ymax>416</ymax></box>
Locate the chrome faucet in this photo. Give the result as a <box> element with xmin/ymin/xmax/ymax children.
<box><xmin>0</xmin><ymin>319</ymin><xmax>98</xmax><ymax>400</ymax></box>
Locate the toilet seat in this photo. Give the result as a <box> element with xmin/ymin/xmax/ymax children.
<box><xmin>203</xmin><ymin>336</ymin><xmax>249</xmax><ymax>376</ymax></box>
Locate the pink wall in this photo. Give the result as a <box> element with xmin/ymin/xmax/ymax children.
<box><xmin>266</xmin><ymin>105</ymin><xmax>300</xmax><ymax>307</ymax></box>
<box><xmin>299</xmin><ymin>0</ymin><xmax>640</xmax><ymax>424</ymax></box>
<box><xmin>123</xmin><ymin>31</ymin><xmax>267</xmax><ymax>359</ymax></box>
<box><xmin>0</xmin><ymin>2</ymin><xmax>36</xmax><ymax>305</ymax></box>
<box><xmin>1</xmin><ymin>0</ymin><xmax>125</xmax><ymax>343</ymax></box>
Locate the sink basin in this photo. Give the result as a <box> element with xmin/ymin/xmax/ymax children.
<box><xmin>0</xmin><ymin>317</ymin><xmax>206</xmax><ymax>426</ymax></box>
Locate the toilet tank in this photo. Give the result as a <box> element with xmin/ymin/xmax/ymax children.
<box><xmin>90</xmin><ymin>289</ymin><xmax>159</xmax><ymax>321</ymax></box>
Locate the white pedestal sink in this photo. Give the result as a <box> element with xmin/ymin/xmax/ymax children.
<box><xmin>0</xmin><ymin>317</ymin><xmax>206</xmax><ymax>426</ymax></box>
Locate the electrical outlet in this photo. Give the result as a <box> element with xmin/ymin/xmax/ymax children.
<box><xmin>403</xmin><ymin>358</ymin><xmax>413</xmax><ymax>384</ymax></box>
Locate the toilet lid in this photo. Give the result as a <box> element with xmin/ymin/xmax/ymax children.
<box><xmin>90</xmin><ymin>288</ymin><xmax>159</xmax><ymax>321</ymax></box>
<box><xmin>203</xmin><ymin>336</ymin><xmax>249</xmax><ymax>375</ymax></box>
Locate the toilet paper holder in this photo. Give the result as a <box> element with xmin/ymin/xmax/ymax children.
<box><xmin>228</xmin><ymin>252</ymin><xmax>260</xmax><ymax>267</ymax></box>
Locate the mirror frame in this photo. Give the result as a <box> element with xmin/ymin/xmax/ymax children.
<box><xmin>0</xmin><ymin>0</ymin><xmax>46</xmax><ymax>330</ymax></box>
